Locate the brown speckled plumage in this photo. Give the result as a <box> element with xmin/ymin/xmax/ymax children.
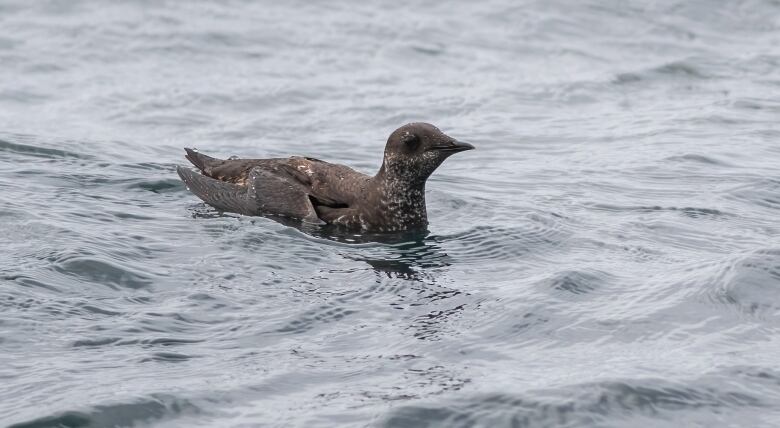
<box><xmin>176</xmin><ymin>123</ymin><xmax>474</xmax><ymax>232</ymax></box>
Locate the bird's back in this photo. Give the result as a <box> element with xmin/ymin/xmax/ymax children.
<box><xmin>179</xmin><ymin>149</ymin><xmax>372</xmax><ymax>223</ymax></box>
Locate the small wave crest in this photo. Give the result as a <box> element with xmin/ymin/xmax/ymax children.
<box><xmin>7</xmin><ymin>394</ymin><xmax>200</xmax><ymax>428</ymax></box>
<box><xmin>704</xmin><ymin>248</ymin><xmax>780</xmax><ymax>316</ymax></box>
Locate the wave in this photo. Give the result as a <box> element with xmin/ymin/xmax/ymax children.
<box><xmin>725</xmin><ymin>178</ymin><xmax>780</xmax><ymax>212</ymax></box>
<box><xmin>7</xmin><ymin>394</ymin><xmax>200</xmax><ymax>428</ymax></box>
<box><xmin>380</xmin><ymin>373</ymin><xmax>768</xmax><ymax>428</ymax></box>
<box><xmin>703</xmin><ymin>248</ymin><xmax>780</xmax><ymax>316</ymax></box>
<box><xmin>433</xmin><ymin>212</ymin><xmax>571</xmax><ymax>265</ymax></box>
<box><xmin>0</xmin><ymin>137</ymin><xmax>90</xmax><ymax>160</ymax></box>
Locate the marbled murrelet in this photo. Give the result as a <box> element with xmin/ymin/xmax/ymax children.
<box><xmin>176</xmin><ymin>123</ymin><xmax>474</xmax><ymax>232</ymax></box>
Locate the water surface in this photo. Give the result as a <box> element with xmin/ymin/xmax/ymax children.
<box><xmin>2</xmin><ymin>1</ymin><xmax>780</xmax><ymax>427</ymax></box>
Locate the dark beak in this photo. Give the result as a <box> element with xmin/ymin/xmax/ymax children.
<box><xmin>429</xmin><ymin>140</ymin><xmax>475</xmax><ymax>153</ymax></box>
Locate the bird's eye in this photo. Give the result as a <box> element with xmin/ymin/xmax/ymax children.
<box><xmin>401</xmin><ymin>132</ymin><xmax>419</xmax><ymax>150</ymax></box>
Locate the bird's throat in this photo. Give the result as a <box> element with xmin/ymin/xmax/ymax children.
<box><xmin>372</xmin><ymin>176</ymin><xmax>428</xmax><ymax>230</ymax></box>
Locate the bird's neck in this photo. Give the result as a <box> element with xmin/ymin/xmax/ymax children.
<box><xmin>371</xmin><ymin>163</ymin><xmax>428</xmax><ymax>229</ymax></box>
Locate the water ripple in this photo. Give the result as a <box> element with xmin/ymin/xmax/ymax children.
<box><xmin>7</xmin><ymin>394</ymin><xmax>200</xmax><ymax>428</ymax></box>
<box><xmin>704</xmin><ymin>248</ymin><xmax>780</xmax><ymax>317</ymax></box>
<box><xmin>381</xmin><ymin>376</ymin><xmax>768</xmax><ymax>428</ymax></box>
<box><xmin>2</xmin><ymin>0</ymin><xmax>780</xmax><ymax>426</ymax></box>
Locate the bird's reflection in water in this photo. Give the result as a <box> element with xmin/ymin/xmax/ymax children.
<box><xmin>304</xmin><ymin>225</ymin><xmax>452</xmax><ymax>281</ymax></box>
<box><xmin>192</xmin><ymin>208</ymin><xmax>450</xmax><ymax>281</ymax></box>
<box><xmin>194</xmin><ymin>209</ymin><xmax>470</xmax><ymax>342</ymax></box>
<box><xmin>315</xmin><ymin>227</ymin><xmax>471</xmax><ymax>343</ymax></box>
<box><xmin>191</xmin><ymin>209</ymin><xmax>451</xmax><ymax>282</ymax></box>
<box><xmin>192</xmin><ymin>209</ymin><xmax>450</xmax><ymax>277</ymax></box>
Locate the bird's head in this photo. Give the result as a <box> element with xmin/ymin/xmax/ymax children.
<box><xmin>380</xmin><ymin>122</ymin><xmax>474</xmax><ymax>184</ymax></box>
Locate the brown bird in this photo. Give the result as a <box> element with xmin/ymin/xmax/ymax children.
<box><xmin>176</xmin><ymin>122</ymin><xmax>474</xmax><ymax>232</ymax></box>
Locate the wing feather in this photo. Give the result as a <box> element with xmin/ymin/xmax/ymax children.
<box><xmin>176</xmin><ymin>166</ymin><xmax>255</xmax><ymax>214</ymax></box>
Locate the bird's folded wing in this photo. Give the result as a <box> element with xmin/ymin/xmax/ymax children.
<box><xmin>178</xmin><ymin>164</ymin><xmax>324</xmax><ymax>224</ymax></box>
<box><xmin>247</xmin><ymin>167</ymin><xmax>323</xmax><ymax>224</ymax></box>
<box><xmin>177</xmin><ymin>166</ymin><xmax>255</xmax><ymax>215</ymax></box>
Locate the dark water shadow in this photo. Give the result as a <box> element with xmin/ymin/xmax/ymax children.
<box><xmin>191</xmin><ymin>204</ymin><xmax>452</xmax><ymax>279</ymax></box>
<box><xmin>189</xmin><ymin>204</ymin><xmax>467</xmax><ymax>343</ymax></box>
<box><xmin>6</xmin><ymin>394</ymin><xmax>200</xmax><ymax>428</ymax></box>
<box><xmin>0</xmin><ymin>137</ymin><xmax>92</xmax><ymax>160</ymax></box>
<box><xmin>352</xmin><ymin>236</ymin><xmax>453</xmax><ymax>281</ymax></box>
<box><xmin>380</xmin><ymin>375</ymin><xmax>767</xmax><ymax>428</ymax></box>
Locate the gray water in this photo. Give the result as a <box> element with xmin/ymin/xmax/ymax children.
<box><xmin>2</xmin><ymin>1</ymin><xmax>780</xmax><ymax>427</ymax></box>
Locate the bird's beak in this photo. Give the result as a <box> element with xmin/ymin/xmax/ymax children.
<box><xmin>429</xmin><ymin>140</ymin><xmax>475</xmax><ymax>153</ymax></box>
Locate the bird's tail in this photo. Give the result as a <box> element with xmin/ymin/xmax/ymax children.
<box><xmin>184</xmin><ymin>148</ymin><xmax>221</xmax><ymax>174</ymax></box>
<box><xmin>176</xmin><ymin>166</ymin><xmax>253</xmax><ymax>214</ymax></box>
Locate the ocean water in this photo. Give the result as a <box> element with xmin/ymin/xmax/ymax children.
<box><xmin>1</xmin><ymin>0</ymin><xmax>780</xmax><ymax>427</ymax></box>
